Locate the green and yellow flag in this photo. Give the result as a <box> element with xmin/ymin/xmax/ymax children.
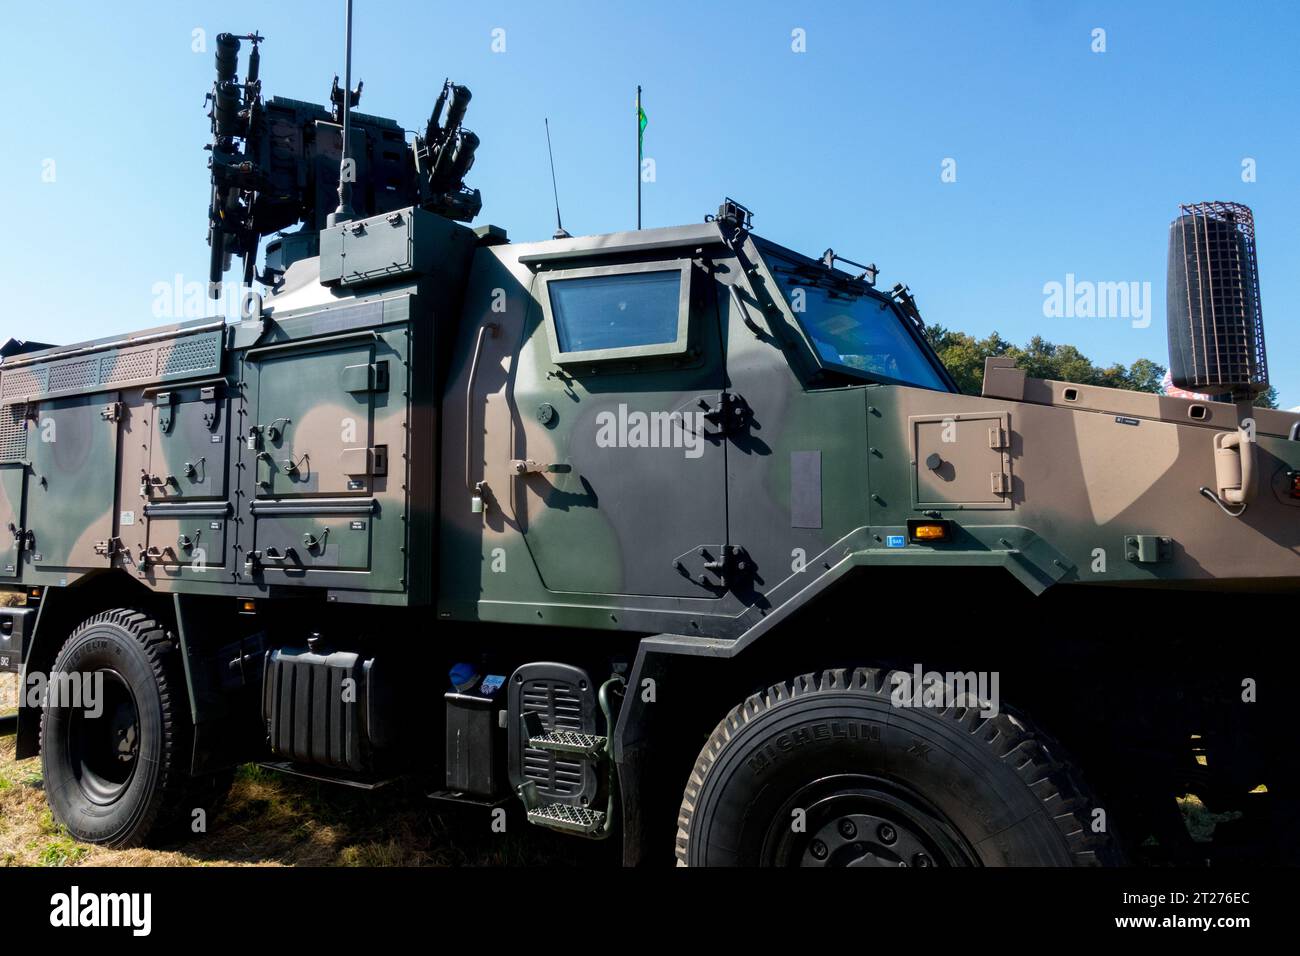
<box><xmin>637</xmin><ymin>95</ymin><xmax>647</xmax><ymax>158</ymax></box>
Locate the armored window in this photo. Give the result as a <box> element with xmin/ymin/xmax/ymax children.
<box><xmin>759</xmin><ymin>244</ymin><xmax>949</xmax><ymax>391</ymax></box>
<box><xmin>539</xmin><ymin>260</ymin><xmax>692</xmax><ymax>364</ymax></box>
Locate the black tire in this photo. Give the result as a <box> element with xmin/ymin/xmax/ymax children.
<box><xmin>39</xmin><ymin>609</ymin><xmax>224</xmax><ymax>847</ymax></box>
<box><xmin>676</xmin><ymin>667</ymin><xmax>1120</xmax><ymax>867</ymax></box>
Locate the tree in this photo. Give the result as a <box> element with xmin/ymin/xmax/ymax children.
<box><xmin>925</xmin><ymin>325</ymin><xmax>1168</xmax><ymax>397</ymax></box>
<box><xmin>1252</xmin><ymin>386</ymin><xmax>1279</xmax><ymax>409</ymax></box>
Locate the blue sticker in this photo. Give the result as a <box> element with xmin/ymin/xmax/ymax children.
<box><xmin>885</xmin><ymin>535</ymin><xmax>906</xmax><ymax>549</ymax></box>
<box><xmin>479</xmin><ymin>674</ymin><xmax>506</xmax><ymax>695</ymax></box>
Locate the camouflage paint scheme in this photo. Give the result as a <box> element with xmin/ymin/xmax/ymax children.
<box><xmin>1</xmin><ymin>210</ymin><xmax>1297</xmax><ymax>641</ymax></box>
<box><xmin>437</xmin><ymin>220</ymin><xmax>1300</xmax><ymax>641</ymax></box>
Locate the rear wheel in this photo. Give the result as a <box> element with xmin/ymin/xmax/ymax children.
<box><xmin>676</xmin><ymin>667</ymin><xmax>1119</xmax><ymax>867</ymax></box>
<box><xmin>39</xmin><ymin>609</ymin><xmax>229</xmax><ymax>847</ymax></box>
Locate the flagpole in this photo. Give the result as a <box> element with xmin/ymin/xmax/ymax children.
<box><xmin>636</xmin><ymin>85</ymin><xmax>642</xmax><ymax>230</ymax></box>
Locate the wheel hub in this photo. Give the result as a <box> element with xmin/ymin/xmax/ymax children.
<box><xmin>764</xmin><ymin>775</ymin><xmax>977</xmax><ymax>867</ymax></box>
<box><xmin>805</xmin><ymin>812</ymin><xmax>936</xmax><ymax>867</ymax></box>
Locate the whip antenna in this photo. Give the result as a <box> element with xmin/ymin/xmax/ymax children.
<box><xmin>328</xmin><ymin>0</ymin><xmax>356</xmax><ymax>226</ymax></box>
<box><xmin>545</xmin><ymin>118</ymin><xmax>570</xmax><ymax>239</ymax></box>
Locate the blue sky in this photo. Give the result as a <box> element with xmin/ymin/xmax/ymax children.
<box><xmin>4</xmin><ymin>1</ymin><xmax>1298</xmax><ymax>405</ymax></box>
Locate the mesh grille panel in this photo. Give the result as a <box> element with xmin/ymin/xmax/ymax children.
<box><xmin>0</xmin><ymin>405</ymin><xmax>27</xmax><ymax>463</ymax></box>
<box><xmin>157</xmin><ymin>336</ymin><xmax>220</xmax><ymax>375</ymax></box>
<box><xmin>0</xmin><ymin>366</ymin><xmax>48</xmax><ymax>401</ymax></box>
<box><xmin>101</xmin><ymin>347</ymin><xmax>156</xmax><ymax>384</ymax></box>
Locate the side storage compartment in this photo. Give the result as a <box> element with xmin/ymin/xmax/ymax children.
<box><xmin>0</xmin><ymin>405</ymin><xmax>29</xmax><ymax>579</ymax></box>
<box><xmin>27</xmin><ymin>395</ymin><xmax>120</xmax><ymax>571</ymax></box>
<box><xmin>238</xmin><ymin>318</ymin><xmax>410</xmax><ymax>592</ymax></box>
<box><xmin>143</xmin><ymin>501</ymin><xmax>232</xmax><ymax>573</ymax></box>
<box><xmin>143</xmin><ymin>383</ymin><xmax>231</xmax><ymax>500</ymax></box>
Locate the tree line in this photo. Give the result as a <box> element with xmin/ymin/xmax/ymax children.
<box><xmin>924</xmin><ymin>325</ymin><xmax>1279</xmax><ymax>408</ymax></box>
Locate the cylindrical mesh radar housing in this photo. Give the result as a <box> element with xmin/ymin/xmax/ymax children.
<box><xmin>1166</xmin><ymin>201</ymin><xmax>1268</xmax><ymax>397</ymax></box>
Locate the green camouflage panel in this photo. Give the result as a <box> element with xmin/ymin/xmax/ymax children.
<box><xmin>0</xmin><ymin>463</ymin><xmax>25</xmax><ymax>578</ymax></box>
<box><xmin>26</xmin><ymin>394</ymin><xmax>118</xmax><ymax>572</ymax></box>
<box><xmin>436</xmin><ymin>222</ymin><xmax>1299</xmax><ymax>640</ymax></box>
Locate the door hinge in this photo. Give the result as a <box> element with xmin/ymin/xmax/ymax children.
<box><xmin>1125</xmin><ymin>535</ymin><xmax>1172</xmax><ymax>564</ymax></box>
<box><xmin>100</xmin><ymin>402</ymin><xmax>123</xmax><ymax>422</ymax></box>
<box><xmin>700</xmin><ymin>391</ymin><xmax>752</xmax><ymax>437</ymax></box>
<box><xmin>990</xmin><ymin>472</ymin><xmax>1011</xmax><ymax>495</ymax></box>
<box><xmin>673</xmin><ymin>544</ymin><xmax>753</xmax><ymax>592</ymax></box>
<box><xmin>94</xmin><ymin>536</ymin><xmax>122</xmax><ymax>557</ymax></box>
<box><xmin>988</xmin><ymin>425</ymin><xmax>1008</xmax><ymax>450</ymax></box>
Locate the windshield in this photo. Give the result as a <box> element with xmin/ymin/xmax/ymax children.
<box><xmin>761</xmin><ymin>248</ymin><xmax>949</xmax><ymax>390</ymax></box>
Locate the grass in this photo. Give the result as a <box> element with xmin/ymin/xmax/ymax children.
<box><xmin>0</xmin><ymin>673</ymin><xmax>602</xmax><ymax>867</ymax></box>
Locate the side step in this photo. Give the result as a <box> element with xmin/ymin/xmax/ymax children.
<box><xmin>527</xmin><ymin>729</ymin><xmax>607</xmax><ymax>760</ymax></box>
<box><xmin>526</xmin><ymin>803</ymin><xmax>607</xmax><ymax>835</ymax></box>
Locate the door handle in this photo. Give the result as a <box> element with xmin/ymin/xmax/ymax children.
<box><xmin>509</xmin><ymin>459</ymin><xmax>560</xmax><ymax>476</ymax></box>
<box><xmin>465</xmin><ymin>322</ymin><xmax>500</xmax><ymax>512</ymax></box>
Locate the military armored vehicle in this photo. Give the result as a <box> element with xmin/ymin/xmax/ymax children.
<box><xmin>1</xmin><ymin>33</ymin><xmax>1296</xmax><ymax>866</ymax></box>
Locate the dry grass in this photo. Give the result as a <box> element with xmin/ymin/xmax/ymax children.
<box><xmin>0</xmin><ymin>712</ymin><xmax>604</xmax><ymax>867</ymax></box>
<box><xmin>0</xmin><ymin>673</ymin><xmax>16</xmax><ymax>717</ymax></box>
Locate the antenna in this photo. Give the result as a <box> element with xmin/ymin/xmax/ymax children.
<box><xmin>545</xmin><ymin>118</ymin><xmax>570</xmax><ymax>239</ymax></box>
<box><xmin>327</xmin><ymin>0</ymin><xmax>356</xmax><ymax>227</ymax></box>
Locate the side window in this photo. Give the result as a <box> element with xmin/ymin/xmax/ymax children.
<box><xmin>539</xmin><ymin>260</ymin><xmax>691</xmax><ymax>364</ymax></box>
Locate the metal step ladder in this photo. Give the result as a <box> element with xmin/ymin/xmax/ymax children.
<box><xmin>515</xmin><ymin>692</ymin><xmax>616</xmax><ymax>837</ymax></box>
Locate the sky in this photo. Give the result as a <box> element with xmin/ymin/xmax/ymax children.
<box><xmin>3</xmin><ymin>1</ymin><xmax>1298</xmax><ymax>406</ymax></box>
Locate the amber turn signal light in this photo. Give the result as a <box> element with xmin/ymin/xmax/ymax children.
<box><xmin>907</xmin><ymin>519</ymin><xmax>951</xmax><ymax>543</ymax></box>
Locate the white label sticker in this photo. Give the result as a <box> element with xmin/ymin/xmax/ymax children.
<box><xmin>120</xmin><ymin>511</ymin><xmax>135</xmax><ymax>526</ymax></box>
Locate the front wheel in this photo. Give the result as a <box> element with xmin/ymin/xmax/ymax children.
<box><xmin>676</xmin><ymin>667</ymin><xmax>1119</xmax><ymax>867</ymax></box>
<box><xmin>39</xmin><ymin>609</ymin><xmax>228</xmax><ymax>847</ymax></box>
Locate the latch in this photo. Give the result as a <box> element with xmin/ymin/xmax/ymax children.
<box><xmin>302</xmin><ymin>528</ymin><xmax>329</xmax><ymax>553</ymax></box>
<box><xmin>341</xmin><ymin>446</ymin><xmax>386</xmax><ymax>477</ymax></box>
<box><xmin>282</xmin><ymin>453</ymin><xmax>309</xmax><ymax>478</ymax></box>
<box><xmin>139</xmin><ymin>468</ymin><xmax>176</xmax><ymax>497</ymax></box>
<box><xmin>200</xmin><ymin>385</ymin><xmax>220</xmax><ymax>430</ymax></box>
<box><xmin>699</xmin><ymin>391</ymin><xmax>752</xmax><ymax>437</ymax></box>
<box><xmin>155</xmin><ymin>391</ymin><xmax>176</xmax><ymax>433</ymax></box>
<box><xmin>93</xmin><ymin>537</ymin><xmax>122</xmax><ymax>557</ymax></box>
<box><xmin>340</xmin><ymin>361</ymin><xmax>390</xmax><ymax>393</ymax></box>
<box><xmin>252</xmin><ymin>418</ymin><xmax>290</xmax><ymax>447</ymax></box>
<box><xmin>100</xmin><ymin>402</ymin><xmax>123</xmax><ymax>422</ymax></box>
